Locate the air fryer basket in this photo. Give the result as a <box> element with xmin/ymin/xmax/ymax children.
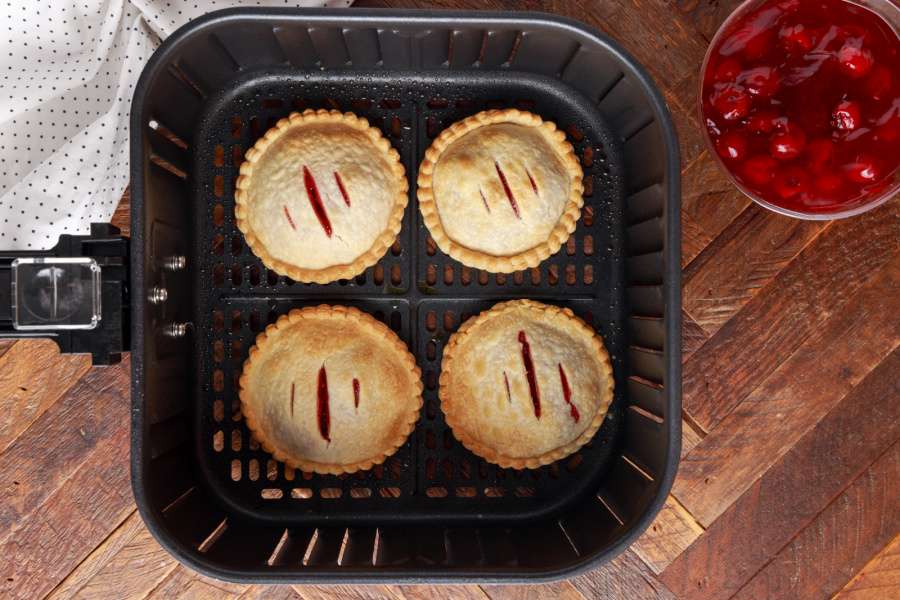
<box><xmin>131</xmin><ymin>7</ymin><xmax>681</xmax><ymax>582</ymax></box>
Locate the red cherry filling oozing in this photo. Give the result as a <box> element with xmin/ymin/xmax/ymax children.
<box><xmin>352</xmin><ymin>377</ymin><xmax>361</xmax><ymax>410</ymax></box>
<box><xmin>517</xmin><ymin>331</ymin><xmax>541</xmax><ymax>418</ymax></box>
<box><xmin>557</xmin><ymin>363</ymin><xmax>580</xmax><ymax>423</ymax></box>
<box><xmin>702</xmin><ymin>0</ymin><xmax>899</xmax><ymax>214</ymax></box>
<box><xmin>495</xmin><ymin>161</ymin><xmax>521</xmax><ymax>218</ymax></box>
<box><xmin>302</xmin><ymin>165</ymin><xmax>333</xmax><ymax>237</ymax></box>
<box><xmin>513</xmin><ymin>332</ymin><xmax>579</xmax><ymax>423</ymax></box>
<box><xmin>334</xmin><ymin>171</ymin><xmax>351</xmax><ymax>207</ymax></box>
<box><xmin>317</xmin><ymin>365</ymin><xmax>330</xmax><ymax>442</ymax></box>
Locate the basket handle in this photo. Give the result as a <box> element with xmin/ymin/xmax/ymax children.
<box><xmin>0</xmin><ymin>223</ymin><xmax>129</xmax><ymax>365</ymax></box>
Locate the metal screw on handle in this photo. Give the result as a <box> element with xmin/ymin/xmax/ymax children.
<box><xmin>147</xmin><ymin>286</ymin><xmax>168</xmax><ymax>304</ymax></box>
<box><xmin>162</xmin><ymin>256</ymin><xmax>186</xmax><ymax>271</ymax></box>
<box><xmin>162</xmin><ymin>322</ymin><xmax>190</xmax><ymax>338</ymax></box>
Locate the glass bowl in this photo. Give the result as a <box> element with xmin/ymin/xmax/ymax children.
<box><xmin>699</xmin><ymin>0</ymin><xmax>900</xmax><ymax>219</ymax></box>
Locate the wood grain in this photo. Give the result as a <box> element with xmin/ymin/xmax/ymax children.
<box><xmin>662</xmin><ymin>350</ymin><xmax>900</xmax><ymax>599</ymax></box>
<box><xmin>732</xmin><ymin>441</ymin><xmax>900</xmax><ymax>600</ymax></box>
<box><xmin>680</xmin><ymin>415</ymin><xmax>705</xmax><ymax>458</ymax></box>
<box><xmin>680</xmin><ymin>310</ymin><xmax>708</xmax><ymax>362</ymax></box>
<box><xmin>834</xmin><ymin>535</ymin><xmax>900</xmax><ymax>600</ymax></box>
<box><xmin>481</xmin><ymin>582</ymin><xmax>584</xmax><ymax>600</ymax></box>
<box><xmin>570</xmin><ymin>550</ymin><xmax>677</xmax><ymax>599</ymax></box>
<box><xmin>146</xmin><ymin>565</ymin><xmax>247</xmax><ymax>600</ymax></box>
<box><xmin>683</xmin><ymin>203</ymin><xmax>828</xmax><ymax>334</ymax></box>
<box><xmin>48</xmin><ymin>511</ymin><xmax>147</xmax><ymax>599</ymax></box>
<box><xmin>0</xmin><ymin>339</ymin><xmax>92</xmax><ymax>454</ymax></box>
<box><xmin>675</xmin><ymin>261</ymin><xmax>900</xmax><ymax>525</ymax></box>
<box><xmin>48</xmin><ymin>511</ymin><xmax>174</xmax><ymax>600</ymax></box>
<box><xmin>294</xmin><ymin>585</ymin><xmax>402</xmax><ymax>600</ymax></box>
<box><xmin>680</xmin><ymin>152</ymin><xmax>752</xmax><ymax>267</ymax></box>
<box><xmin>683</xmin><ymin>200</ymin><xmax>900</xmax><ymax>432</ymax></box>
<box><xmin>632</xmin><ymin>495</ymin><xmax>704</xmax><ymax>574</ymax></box>
<box><xmin>399</xmin><ymin>585</ymin><xmax>488</xmax><ymax>600</ymax></box>
<box><xmin>0</xmin><ymin>415</ymin><xmax>134</xmax><ymax>599</ymax></box>
<box><xmin>0</xmin><ymin>357</ymin><xmax>131</xmax><ymax>542</ymax></box>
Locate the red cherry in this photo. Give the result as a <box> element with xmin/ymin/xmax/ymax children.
<box><xmin>748</xmin><ymin>110</ymin><xmax>781</xmax><ymax>134</ymax></box>
<box><xmin>779</xmin><ymin>23</ymin><xmax>814</xmax><ymax>53</ymax></box>
<box><xmin>740</xmin><ymin>66</ymin><xmax>781</xmax><ymax>98</ymax></box>
<box><xmin>773</xmin><ymin>167</ymin><xmax>811</xmax><ymax>199</ymax></box>
<box><xmin>843</xmin><ymin>156</ymin><xmax>880</xmax><ymax>183</ymax></box>
<box><xmin>837</xmin><ymin>43</ymin><xmax>874</xmax><ymax>78</ymax></box>
<box><xmin>716</xmin><ymin>131</ymin><xmax>750</xmax><ymax>161</ymax></box>
<box><xmin>831</xmin><ymin>100</ymin><xmax>861</xmax><ymax>131</ymax></box>
<box><xmin>777</xmin><ymin>0</ymin><xmax>800</xmax><ymax>11</ymax></box>
<box><xmin>711</xmin><ymin>85</ymin><xmax>752</xmax><ymax>121</ymax></box>
<box><xmin>864</xmin><ymin>65</ymin><xmax>893</xmax><ymax>101</ymax></box>
<box><xmin>814</xmin><ymin>174</ymin><xmax>844</xmax><ymax>196</ymax></box>
<box><xmin>874</xmin><ymin>117</ymin><xmax>900</xmax><ymax>143</ymax></box>
<box><xmin>806</xmin><ymin>138</ymin><xmax>836</xmax><ymax>168</ymax></box>
<box><xmin>742</xmin><ymin>155</ymin><xmax>778</xmax><ymax>186</ymax></box>
<box><xmin>769</xmin><ymin>126</ymin><xmax>807</xmax><ymax>160</ymax></box>
<box><xmin>743</xmin><ymin>30</ymin><xmax>774</xmax><ymax>61</ymax></box>
<box><xmin>714</xmin><ymin>58</ymin><xmax>743</xmax><ymax>82</ymax></box>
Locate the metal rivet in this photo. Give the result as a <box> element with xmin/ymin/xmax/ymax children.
<box><xmin>163</xmin><ymin>322</ymin><xmax>189</xmax><ymax>338</ymax></box>
<box><xmin>162</xmin><ymin>256</ymin><xmax>186</xmax><ymax>271</ymax></box>
<box><xmin>148</xmin><ymin>286</ymin><xmax>168</xmax><ymax>304</ymax></box>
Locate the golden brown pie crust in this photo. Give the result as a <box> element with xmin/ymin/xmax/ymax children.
<box><xmin>417</xmin><ymin>109</ymin><xmax>584</xmax><ymax>273</ymax></box>
<box><xmin>238</xmin><ymin>305</ymin><xmax>423</xmax><ymax>475</ymax></box>
<box><xmin>235</xmin><ymin>109</ymin><xmax>408</xmax><ymax>284</ymax></box>
<box><xmin>439</xmin><ymin>299</ymin><xmax>613</xmax><ymax>469</ymax></box>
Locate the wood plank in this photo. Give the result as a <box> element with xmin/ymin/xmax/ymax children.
<box><xmin>239</xmin><ymin>585</ymin><xmax>303</xmax><ymax>600</ymax></box>
<box><xmin>732</xmin><ymin>441</ymin><xmax>900</xmax><ymax>600</ymax></box>
<box><xmin>680</xmin><ymin>151</ymin><xmax>752</xmax><ymax>267</ymax></box>
<box><xmin>0</xmin><ymin>357</ymin><xmax>131</xmax><ymax>541</ymax></box>
<box><xmin>672</xmin><ymin>0</ymin><xmax>743</xmax><ymax>41</ymax></box>
<box><xmin>0</xmin><ymin>339</ymin><xmax>92</xmax><ymax>454</ymax></box>
<box><xmin>663</xmin><ymin>89</ymin><xmax>706</xmax><ymax>170</ymax></box>
<box><xmin>675</xmin><ymin>260</ymin><xmax>900</xmax><ymax>525</ymax></box>
<box><xmin>683</xmin><ymin>200</ymin><xmax>900</xmax><ymax>432</ymax></box>
<box><xmin>398</xmin><ymin>584</ymin><xmax>489</xmax><ymax>600</ymax></box>
<box><xmin>110</xmin><ymin>186</ymin><xmax>130</xmax><ymax>237</ymax></box>
<box><xmin>683</xmin><ymin>203</ymin><xmax>828</xmax><ymax>334</ymax></box>
<box><xmin>146</xmin><ymin>564</ymin><xmax>246</xmax><ymax>600</ymax></box>
<box><xmin>661</xmin><ymin>350</ymin><xmax>900</xmax><ymax>600</ymax></box>
<box><xmin>61</xmin><ymin>513</ymin><xmax>176</xmax><ymax>600</ymax></box>
<box><xmin>632</xmin><ymin>495</ymin><xmax>704</xmax><ymax>574</ymax></box>
<box><xmin>480</xmin><ymin>582</ymin><xmax>585</xmax><ymax>600</ymax></box>
<box><xmin>570</xmin><ymin>549</ymin><xmax>676</xmax><ymax>599</ymax></box>
<box><xmin>680</xmin><ymin>415</ymin><xmax>704</xmax><ymax>458</ymax></box>
<box><xmin>47</xmin><ymin>510</ymin><xmax>147</xmax><ymax>599</ymax></box>
<box><xmin>0</xmin><ymin>340</ymin><xmax>16</xmax><ymax>361</ymax></box>
<box><xmin>681</xmin><ymin>310</ymin><xmax>709</xmax><ymax>363</ymax></box>
<box><xmin>0</xmin><ymin>423</ymin><xmax>134</xmax><ymax>599</ymax></box>
<box><xmin>294</xmin><ymin>584</ymin><xmax>403</xmax><ymax>600</ymax></box>
<box><xmin>834</xmin><ymin>534</ymin><xmax>900</xmax><ymax>600</ymax></box>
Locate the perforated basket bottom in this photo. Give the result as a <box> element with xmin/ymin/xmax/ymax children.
<box><xmin>192</xmin><ymin>70</ymin><xmax>628</xmax><ymax>525</ymax></box>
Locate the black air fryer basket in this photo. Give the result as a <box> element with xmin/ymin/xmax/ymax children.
<box><xmin>0</xmin><ymin>7</ymin><xmax>681</xmax><ymax>582</ymax></box>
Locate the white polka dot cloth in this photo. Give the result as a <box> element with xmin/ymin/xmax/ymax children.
<box><xmin>0</xmin><ymin>0</ymin><xmax>351</xmax><ymax>250</ymax></box>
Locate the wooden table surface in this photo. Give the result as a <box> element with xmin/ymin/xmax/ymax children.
<box><xmin>2</xmin><ymin>1</ymin><xmax>898</xmax><ymax>598</ymax></box>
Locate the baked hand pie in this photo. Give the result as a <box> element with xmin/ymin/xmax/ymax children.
<box><xmin>239</xmin><ymin>305</ymin><xmax>423</xmax><ymax>474</ymax></box>
<box><xmin>235</xmin><ymin>109</ymin><xmax>407</xmax><ymax>284</ymax></box>
<box><xmin>439</xmin><ymin>299</ymin><xmax>613</xmax><ymax>469</ymax></box>
<box><xmin>417</xmin><ymin>109</ymin><xmax>584</xmax><ymax>273</ymax></box>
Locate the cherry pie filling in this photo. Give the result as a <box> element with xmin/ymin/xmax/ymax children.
<box><xmin>702</xmin><ymin>0</ymin><xmax>899</xmax><ymax>214</ymax></box>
